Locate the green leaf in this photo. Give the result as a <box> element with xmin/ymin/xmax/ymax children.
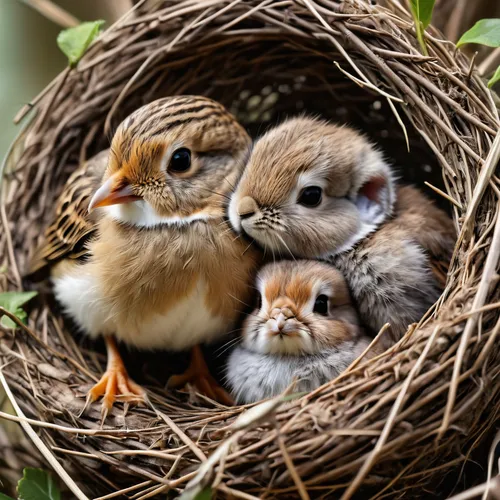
<box><xmin>457</xmin><ymin>19</ymin><xmax>500</xmax><ymax>48</ymax></box>
<box><xmin>409</xmin><ymin>0</ymin><xmax>435</xmax><ymax>55</ymax></box>
<box><xmin>0</xmin><ymin>291</ymin><xmax>37</xmax><ymax>329</ymax></box>
<box><xmin>280</xmin><ymin>391</ymin><xmax>308</xmax><ymax>402</ymax></box>
<box><xmin>0</xmin><ymin>493</ymin><xmax>15</xmax><ymax>500</ymax></box>
<box><xmin>488</xmin><ymin>65</ymin><xmax>500</xmax><ymax>88</ymax></box>
<box><xmin>409</xmin><ymin>0</ymin><xmax>435</xmax><ymax>29</ymax></box>
<box><xmin>194</xmin><ymin>487</ymin><xmax>212</xmax><ymax>500</ymax></box>
<box><xmin>17</xmin><ymin>468</ymin><xmax>60</xmax><ymax>500</ymax></box>
<box><xmin>57</xmin><ymin>20</ymin><xmax>105</xmax><ymax>67</ymax></box>
<box><xmin>179</xmin><ymin>487</ymin><xmax>212</xmax><ymax>500</ymax></box>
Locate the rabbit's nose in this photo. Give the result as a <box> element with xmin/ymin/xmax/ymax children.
<box><xmin>270</xmin><ymin>306</ymin><xmax>295</xmax><ymax>327</ymax></box>
<box><xmin>267</xmin><ymin>313</ymin><xmax>287</xmax><ymax>335</ymax></box>
<box><xmin>275</xmin><ymin>312</ymin><xmax>287</xmax><ymax>329</ymax></box>
<box><xmin>238</xmin><ymin>196</ymin><xmax>259</xmax><ymax>220</ymax></box>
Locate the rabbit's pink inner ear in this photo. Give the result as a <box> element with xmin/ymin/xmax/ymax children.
<box><xmin>359</xmin><ymin>176</ymin><xmax>387</xmax><ymax>203</ymax></box>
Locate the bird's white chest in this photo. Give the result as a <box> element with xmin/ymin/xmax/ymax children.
<box><xmin>53</xmin><ymin>271</ymin><xmax>228</xmax><ymax>350</ymax></box>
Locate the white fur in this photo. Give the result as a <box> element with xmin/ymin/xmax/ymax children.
<box><xmin>227</xmin><ymin>339</ymin><xmax>369</xmax><ymax>404</ymax></box>
<box><xmin>239</xmin><ymin>222</ymin><xmax>282</xmax><ymax>254</ymax></box>
<box><xmin>105</xmin><ymin>200</ymin><xmax>213</xmax><ymax>228</ymax></box>
<box><xmin>333</xmin><ymin>151</ymin><xmax>395</xmax><ymax>255</ymax></box>
<box><xmin>328</xmin><ymin>196</ymin><xmax>382</xmax><ymax>256</ymax></box>
<box><xmin>246</xmin><ymin>323</ymin><xmax>317</xmax><ymax>355</ymax></box>
<box><xmin>228</xmin><ymin>194</ymin><xmax>242</xmax><ymax>233</ymax></box>
<box><xmin>53</xmin><ymin>272</ymin><xmax>227</xmax><ymax>350</ymax></box>
<box><xmin>255</xmin><ymin>275</ymin><xmax>267</xmax><ymax>309</ymax></box>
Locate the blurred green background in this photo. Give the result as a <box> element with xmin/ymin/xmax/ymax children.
<box><xmin>0</xmin><ymin>2</ymin><xmax>130</xmax><ymax>489</ymax></box>
<box><xmin>0</xmin><ymin>0</ymin><xmax>131</xmax><ymax>160</ymax></box>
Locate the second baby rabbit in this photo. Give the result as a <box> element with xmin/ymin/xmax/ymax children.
<box><xmin>226</xmin><ymin>260</ymin><xmax>372</xmax><ymax>404</ymax></box>
<box><xmin>229</xmin><ymin>117</ymin><xmax>455</xmax><ymax>345</ymax></box>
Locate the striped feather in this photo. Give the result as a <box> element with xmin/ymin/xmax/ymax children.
<box><xmin>28</xmin><ymin>96</ymin><xmax>247</xmax><ymax>278</ymax></box>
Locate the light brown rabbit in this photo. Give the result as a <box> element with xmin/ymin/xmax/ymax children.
<box><xmin>226</xmin><ymin>260</ymin><xmax>372</xmax><ymax>404</ymax></box>
<box><xmin>29</xmin><ymin>96</ymin><xmax>261</xmax><ymax>414</ymax></box>
<box><xmin>229</xmin><ymin>117</ymin><xmax>455</xmax><ymax>344</ymax></box>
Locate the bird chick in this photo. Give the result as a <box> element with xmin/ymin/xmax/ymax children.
<box><xmin>29</xmin><ymin>96</ymin><xmax>261</xmax><ymax>415</ymax></box>
<box><xmin>226</xmin><ymin>260</ymin><xmax>372</xmax><ymax>404</ymax></box>
<box><xmin>229</xmin><ymin>117</ymin><xmax>455</xmax><ymax>344</ymax></box>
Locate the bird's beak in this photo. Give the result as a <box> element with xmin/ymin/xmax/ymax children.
<box><xmin>88</xmin><ymin>175</ymin><xmax>142</xmax><ymax>213</ymax></box>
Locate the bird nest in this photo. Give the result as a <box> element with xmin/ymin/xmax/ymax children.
<box><xmin>1</xmin><ymin>1</ymin><xmax>500</xmax><ymax>498</ymax></box>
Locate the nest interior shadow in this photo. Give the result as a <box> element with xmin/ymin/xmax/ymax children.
<box><xmin>1</xmin><ymin>1</ymin><xmax>499</xmax><ymax>499</ymax></box>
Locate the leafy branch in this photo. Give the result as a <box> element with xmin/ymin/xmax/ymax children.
<box><xmin>457</xmin><ymin>19</ymin><xmax>500</xmax><ymax>87</ymax></box>
<box><xmin>0</xmin><ymin>468</ymin><xmax>61</xmax><ymax>500</ymax></box>
<box><xmin>409</xmin><ymin>0</ymin><xmax>436</xmax><ymax>56</ymax></box>
<box><xmin>0</xmin><ymin>291</ymin><xmax>37</xmax><ymax>328</ymax></box>
<box><xmin>57</xmin><ymin>20</ymin><xmax>104</xmax><ymax>68</ymax></box>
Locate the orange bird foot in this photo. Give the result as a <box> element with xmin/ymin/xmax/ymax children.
<box><xmin>86</xmin><ymin>336</ymin><xmax>146</xmax><ymax>421</ymax></box>
<box><xmin>168</xmin><ymin>345</ymin><xmax>234</xmax><ymax>406</ymax></box>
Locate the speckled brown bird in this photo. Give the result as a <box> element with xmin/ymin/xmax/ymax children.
<box><xmin>29</xmin><ymin>96</ymin><xmax>261</xmax><ymax>416</ymax></box>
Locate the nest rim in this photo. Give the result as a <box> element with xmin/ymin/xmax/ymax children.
<box><xmin>1</xmin><ymin>1</ymin><xmax>500</xmax><ymax>499</ymax></box>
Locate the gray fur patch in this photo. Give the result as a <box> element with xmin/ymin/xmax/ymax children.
<box><xmin>226</xmin><ymin>339</ymin><xmax>368</xmax><ymax>404</ymax></box>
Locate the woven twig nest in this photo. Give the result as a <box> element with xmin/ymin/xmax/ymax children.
<box><xmin>1</xmin><ymin>1</ymin><xmax>500</xmax><ymax>498</ymax></box>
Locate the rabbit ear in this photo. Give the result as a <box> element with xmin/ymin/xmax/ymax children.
<box><xmin>355</xmin><ymin>175</ymin><xmax>390</xmax><ymax>227</ymax></box>
<box><xmin>359</xmin><ymin>176</ymin><xmax>386</xmax><ymax>203</ymax></box>
<box><xmin>353</xmin><ymin>142</ymin><xmax>395</xmax><ymax>229</ymax></box>
<box><xmin>336</xmin><ymin>173</ymin><xmax>394</xmax><ymax>255</ymax></box>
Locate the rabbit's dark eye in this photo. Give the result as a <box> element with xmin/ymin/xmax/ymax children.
<box><xmin>256</xmin><ymin>293</ymin><xmax>262</xmax><ymax>310</ymax></box>
<box><xmin>298</xmin><ymin>186</ymin><xmax>322</xmax><ymax>207</ymax></box>
<box><xmin>169</xmin><ymin>148</ymin><xmax>191</xmax><ymax>173</ymax></box>
<box><xmin>313</xmin><ymin>294</ymin><xmax>329</xmax><ymax>316</ymax></box>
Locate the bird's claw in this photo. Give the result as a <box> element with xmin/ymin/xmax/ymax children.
<box><xmin>85</xmin><ymin>363</ymin><xmax>146</xmax><ymax>423</ymax></box>
<box><xmin>168</xmin><ymin>350</ymin><xmax>234</xmax><ymax>406</ymax></box>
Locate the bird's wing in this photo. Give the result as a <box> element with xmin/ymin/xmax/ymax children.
<box><xmin>28</xmin><ymin>149</ymin><xmax>109</xmax><ymax>277</ymax></box>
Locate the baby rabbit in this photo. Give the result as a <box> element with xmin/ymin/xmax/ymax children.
<box><xmin>226</xmin><ymin>260</ymin><xmax>372</xmax><ymax>404</ymax></box>
<box><xmin>229</xmin><ymin>117</ymin><xmax>455</xmax><ymax>344</ymax></box>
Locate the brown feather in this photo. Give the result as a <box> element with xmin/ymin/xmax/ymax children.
<box><xmin>85</xmin><ymin>215</ymin><xmax>260</xmax><ymax>345</ymax></box>
<box><xmin>30</xmin><ymin>96</ymin><xmax>262</xmax><ymax>353</ymax></box>
<box><xmin>28</xmin><ymin>149</ymin><xmax>108</xmax><ymax>277</ymax></box>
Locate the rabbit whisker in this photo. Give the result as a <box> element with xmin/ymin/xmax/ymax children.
<box><xmin>227</xmin><ymin>292</ymin><xmax>251</xmax><ymax>308</ymax></box>
<box><xmin>216</xmin><ymin>336</ymin><xmax>243</xmax><ymax>357</ymax></box>
<box><xmin>220</xmin><ymin>226</ymin><xmax>235</xmax><ymax>237</ymax></box>
<box><xmin>199</xmin><ymin>186</ymin><xmax>231</xmax><ymax>201</ymax></box>
<box><xmin>222</xmin><ymin>175</ymin><xmax>236</xmax><ymax>191</ymax></box>
<box><xmin>242</xmin><ymin>239</ymin><xmax>255</xmax><ymax>256</ymax></box>
<box><xmin>276</xmin><ymin>233</ymin><xmax>296</xmax><ymax>262</ymax></box>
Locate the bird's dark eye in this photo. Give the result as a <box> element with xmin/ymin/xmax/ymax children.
<box><xmin>169</xmin><ymin>148</ymin><xmax>191</xmax><ymax>173</ymax></box>
<box><xmin>313</xmin><ymin>294</ymin><xmax>329</xmax><ymax>316</ymax></box>
<box><xmin>298</xmin><ymin>186</ymin><xmax>322</xmax><ymax>207</ymax></box>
